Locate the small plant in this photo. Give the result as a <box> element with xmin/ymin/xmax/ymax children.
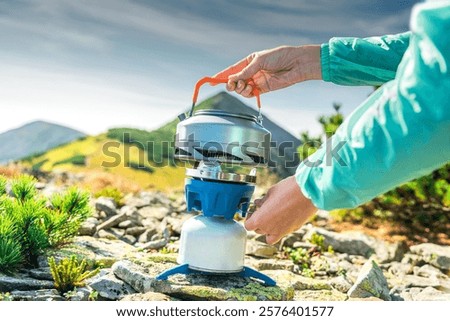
<box><xmin>284</xmin><ymin>247</ymin><xmax>315</xmax><ymax>277</ymax></box>
<box><xmin>94</xmin><ymin>187</ymin><xmax>124</xmax><ymax>207</ymax></box>
<box><xmin>0</xmin><ymin>292</ymin><xmax>12</xmax><ymax>301</ymax></box>
<box><xmin>308</xmin><ymin>233</ymin><xmax>334</xmax><ymax>254</ymax></box>
<box><xmin>88</xmin><ymin>290</ymin><xmax>99</xmax><ymax>301</ymax></box>
<box><xmin>301</xmin><ymin>268</ymin><xmax>316</xmax><ymax>278</ymax></box>
<box><xmin>48</xmin><ymin>256</ymin><xmax>100</xmax><ymax>294</ymax></box>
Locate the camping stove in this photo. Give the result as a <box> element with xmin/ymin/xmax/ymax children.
<box><xmin>156</xmin><ymin>77</ymin><xmax>276</xmax><ymax>286</ymax></box>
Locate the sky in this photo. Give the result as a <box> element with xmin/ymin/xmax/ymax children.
<box><xmin>0</xmin><ymin>0</ymin><xmax>419</xmax><ymax>137</ymax></box>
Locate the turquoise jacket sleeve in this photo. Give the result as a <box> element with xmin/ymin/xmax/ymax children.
<box><xmin>321</xmin><ymin>32</ymin><xmax>410</xmax><ymax>86</ymax></box>
<box><xmin>295</xmin><ymin>1</ymin><xmax>450</xmax><ymax>210</ymax></box>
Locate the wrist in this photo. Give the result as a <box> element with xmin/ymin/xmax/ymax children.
<box><xmin>297</xmin><ymin>45</ymin><xmax>322</xmax><ymax>81</ymax></box>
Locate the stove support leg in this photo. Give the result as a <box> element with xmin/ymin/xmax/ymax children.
<box><xmin>155</xmin><ymin>264</ymin><xmax>192</xmax><ymax>281</ymax></box>
<box><xmin>239</xmin><ymin>266</ymin><xmax>277</xmax><ymax>286</ymax></box>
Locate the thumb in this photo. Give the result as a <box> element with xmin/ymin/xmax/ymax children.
<box><xmin>244</xmin><ymin>214</ymin><xmax>257</xmax><ymax>231</ymax></box>
<box><xmin>229</xmin><ymin>55</ymin><xmax>260</xmax><ymax>82</ymax></box>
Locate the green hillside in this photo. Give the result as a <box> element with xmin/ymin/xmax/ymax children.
<box><xmin>22</xmin><ymin>92</ymin><xmax>300</xmax><ymax>192</ymax></box>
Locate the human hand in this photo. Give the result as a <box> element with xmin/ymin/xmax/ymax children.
<box><xmin>213</xmin><ymin>45</ymin><xmax>321</xmax><ymax>98</ymax></box>
<box><xmin>245</xmin><ymin>176</ymin><xmax>318</xmax><ymax>244</ymax></box>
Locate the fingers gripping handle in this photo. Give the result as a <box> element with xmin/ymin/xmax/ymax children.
<box><xmin>189</xmin><ymin>77</ymin><xmax>261</xmax><ymax>117</ymax></box>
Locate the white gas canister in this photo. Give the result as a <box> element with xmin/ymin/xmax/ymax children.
<box><xmin>177</xmin><ymin>215</ymin><xmax>247</xmax><ymax>273</ymax></box>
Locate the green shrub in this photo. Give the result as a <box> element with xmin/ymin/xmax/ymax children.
<box><xmin>0</xmin><ymin>175</ymin><xmax>92</xmax><ymax>273</ymax></box>
<box><xmin>48</xmin><ymin>256</ymin><xmax>100</xmax><ymax>294</ymax></box>
<box><xmin>11</xmin><ymin>174</ymin><xmax>37</xmax><ymax>202</ymax></box>
<box><xmin>53</xmin><ymin>155</ymin><xmax>86</xmax><ymax>166</ymax></box>
<box><xmin>126</xmin><ymin>161</ymin><xmax>154</xmax><ymax>173</ymax></box>
<box><xmin>94</xmin><ymin>187</ymin><xmax>124</xmax><ymax>207</ymax></box>
<box><xmin>47</xmin><ymin>187</ymin><xmax>92</xmax><ymax>246</ymax></box>
<box><xmin>31</xmin><ymin>159</ymin><xmax>48</xmax><ymax>171</ymax></box>
<box><xmin>0</xmin><ymin>237</ymin><xmax>23</xmax><ymax>274</ymax></box>
<box><xmin>0</xmin><ymin>176</ymin><xmax>6</xmax><ymax>195</ymax></box>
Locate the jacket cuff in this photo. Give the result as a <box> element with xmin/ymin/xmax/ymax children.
<box><xmin>321</xmin><ymin>42</ymin><xmax>331</xmax><ymax>82</ymax></box>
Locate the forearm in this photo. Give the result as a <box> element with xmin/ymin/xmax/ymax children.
<box><xmin>321</xmin><ymin>32</ymin><xmax>411</xmax><ymax>86</ymax></box>
<box><xmin>296</xmin><ymin>2</ymin><xmax>450</xmax><ymax>210</ymax></box>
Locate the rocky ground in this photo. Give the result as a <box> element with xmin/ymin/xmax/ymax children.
<box><xmin>1</xmin><ymin>184</ymin><xmax>449</xmax><ymax>301</ymax></box>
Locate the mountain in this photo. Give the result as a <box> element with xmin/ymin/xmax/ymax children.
<box><xmin>0</xmin><ymin>120</ymin><xmax>85</xmax><ymax>164</ymax></box>
<box><xmin>21</xmin><ymin>92</ymin><xmax>302</xmax><ymax>191</ymax></box>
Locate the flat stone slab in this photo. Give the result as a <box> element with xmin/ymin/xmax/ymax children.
<box><xmin>10</xmin><ymin>289</ymin><xmax>64</xmax><ymax>301</ymax></box>
<box><xmin>0</xmin><ymin>275</ymin><xmax>54</xmax><ymax>292</ymax></box>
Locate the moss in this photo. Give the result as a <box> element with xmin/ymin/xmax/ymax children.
<box><xmin>227</xmin><ymin>282</ymin><xmax>292</xmax><ymax>301</ymax></box>
<box><xmin>294</xmin><ymin>289</ymin><xmax>347</xmax><ymax>301</ymax></box>
<box><xmin>177</xmin><ymin>286</ymin><xmax>228</xmax><ymax>301</ymax></box>
<box><xmin>45</xmin><ymin>245</ymin><xmax>116</xmax><ymax>269</ymax></box>
<box><xmin>146</xmin><ymin>253</ymin><xmax>178</xmax><ymax>264</ymax></box>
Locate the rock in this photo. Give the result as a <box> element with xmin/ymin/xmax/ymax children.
<box><xmin>28</xmin><ymin>268</ymin><xmax>53</xmax><ymax>281</ymax></box>
<box><xmin>121</xmin><ymin>292</ymin><xmax>172</xmax><ymax>301</ymax></box>
<box><xmin>121</xmin><ymin>235</ymin><xmax>137</xmax><ymax>245</ymax></box>
<box><xmin>126</xmin><ymin>226</ymin><xmax>147</xmax><ymax>236</ymax></box>
<box><xmin>138</xmin><ymin>228</ymin><xmax>159</xmax><ymax>244</ymax></box>
<box><xmin>66</xmin><ymin>236</ymin><xmax>139</xmax><ymax>267</ymax></box>
<box><xmin>304</xmin><ymin>227</ymin><xmax>399</xmax><ymax>262</ymax></box>
<box><xmin>398</xmin><ymin>286</ymin><xmax>450</xmax><ymax>301</ymax></box>
<box><xmin>279</xmin><ymin>232</ymin><xmax>304</xmax><ymax>249</ymax></box>
<box><xmin>414</xmin><ymin>264</ymin><xmax>447</xmax><ymax>279</ymax></box>
<box><xmin>387</xmin><ymin>262</ymin><xmax>413</xmax><ymax>277</ymax></box>
<box><xmin>79</xmin><ymin>217</ymin><xmax>99</xmax><ymax>236</ymax></box>
<box><xmin>315</xmin><ymin>210</ymin><xmax>331</xmax><ymax>221</ymax></box>
<box><xmin>112</xmin><ymin>260</ymin><xmax>155</xmax><ymax>293</ymax></box>
<box><xmin>96</xmin><ymin>212</ymin><xmax>128</xmax><ymax>232</ymax></box>
<box><xmin>9</xmin><ymin>289</ymin><xmax>64</xmax><ymax>301</ymax></box>
<box><xmin>70</xmin><ymin>287</ymin><xmax>91</xmax><ymax>301</ymax></box>
<box><xmin>349</xmin><ymin>255</ymin><xmax>367</xmax><ymax>265</ymax></box>
<box><xmin>153</xmin><ymin>274</ymin><xmax>292</xmax><ymax>301</ymax></box>
<box><xmin>375</xmin><ymin>241</ymin><xmax>407</xmax><ymax>263</ymax></box>
<box><xmin>310</xmin><ymin>255</ymin><xmax>339</xmax><ymax>275</ymax></box>
<box><xmin>347</xmin><ymin>259</ymin><xmax>391</xmax><ymax>301</ymax></box>
<box><xmin>263</xmin><ymin>270</ymin><xmax>331</xmax><ymax>291</ymax></box>
<box><xmin>139</xmin><ymin>238</ymin><xmax>168</xmax><ymax>250</ymax></box>
<box><xmin>249</xmin><ymin>258</ymin><xmax>295</xmax><ymax>272</ymax></box>
<box><xmin>292</xmin><ymin>241</ymin><xmax>316</xmax><ymax>250</ymax></box>
<box><xmin>118</xmin><ymin>220</ymin><xmax>134</xmax><ymax>229</ymax></box>
<box><xmin>294</xmin><ymin>289</ymin><xmax>347</xmax><ymax>301</ymax></box>
<box><xmin>95</xmin><ymin>197</ymin><xmax>117</xmax><ymax>216</ymax></box>
<box><xmin>347</xmin><ymin>296</ymin><xmax>383</xmax><ymax>301</ymax></box>
<box><xmin>97</xmin><ymin>230</ymin><xmax>118</xmax><ymax>240</ymax></box>
<box><xmin>141</xmin><ymin>218</ymin><xmax>161</xmax><ymax>231</ymax></box>
<box><xmin>124</xmin><ymin>196</ymin><xmax>150</xmax><ymax>209</ymax></box>
<box><xmin>401</xmin><ymin>253</ymin><xmax>422</xmax><ymax>265</ymax></box>
<box><xmin>337</xmin><ymin>260</ymin><xmax>355</xmax><ymax>275</ymax></box>
<box><xmin>410</xmin><ymin>243</ymin><xmax>450</xmax><ymax>270</ymax></box>
<box><xmin>328</xmin><ymin>275</ymin><xmax>353</xmax><ymax>293</ymax></box>
<box><xmin>162</xmin><ymin>216</ymin><xmax>190</xmax><ymax>236</ymax></box>
<box><xmin>140</xmin><ymin>191</ymin><xmax>171</xmax><ymax>207</ymax></box>
<box><xmin>120</xmin><ymin>206</ymin><xmax>141</xmax><ymax>224</ymax></box>
<box><xmin>139</xmin><ymin>206</ymin><xmax>170</xmax><ymax>221</ymax></box>
<box><xmin>0</xmin><ymin>275</ymin><xmax>54</xmax><ymax>292</ymax></box>
<box><xmin>89</xmin><ymin>273</ymin><xmax>135</xmax><ymax>300</ymax></box>
<box><xmin>402</xmin><ymin>275</ymin><xmax>440</xmax><ymax>288</ymax></box>
<box><xmin>246</xmin><ymin>240</ymin><xmax>277</xmax><ymax>258</ymax></box>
